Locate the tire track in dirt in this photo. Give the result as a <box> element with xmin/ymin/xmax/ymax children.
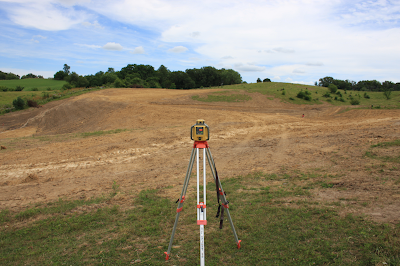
<box><xmin>0</xmin><ymin>100</ymin><xmax>69</xmax><ymax>135</ymax></box>
<box><xmin>270</xmin><ymin>127</ymin><xmax>290</xmax><ymax>168</ymax></box>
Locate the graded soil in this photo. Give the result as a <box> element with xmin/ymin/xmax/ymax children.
<box><xmin>0</xmin><ymin>88</ymin><xmax>399</xmax><ymax>223</ymax></box>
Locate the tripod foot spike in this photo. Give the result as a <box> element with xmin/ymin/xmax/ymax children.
<box><xmin>164</xmin><ymin>252</ymin><xmax>170</xmax><ymax>261</ymax></box>
<box><xmin>237</xmin><ymin>240</ymin><xmax>242</xmax><ymax>249</ymax></box>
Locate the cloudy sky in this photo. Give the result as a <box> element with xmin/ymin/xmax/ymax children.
<box><xmin>0</xmin><ymin>0</ymin><xmax>399</xmax><ymax>84</ymax></box>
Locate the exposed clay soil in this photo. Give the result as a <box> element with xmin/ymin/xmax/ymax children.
<box><xmin>0</xmin><ymin>88</ymin><xmax>399</xmax><ymax>223</ymax></box>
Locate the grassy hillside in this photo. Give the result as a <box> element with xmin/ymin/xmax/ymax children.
<box><xmin>196</xmin><ymin>82</ymin><xmax>400</xmax><ymax>108</ymax></box>
<box><xmin>0</xmin><ymin>78</ymin><xmax>66</xmax><ymax>91</ymax></box>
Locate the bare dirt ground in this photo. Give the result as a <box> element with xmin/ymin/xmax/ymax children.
<box><xmin>0</xmin><ymin>88</ymin><xmax>399</xmax><ymax>223</ymax></box>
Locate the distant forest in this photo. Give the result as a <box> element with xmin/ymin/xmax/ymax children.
<box><xmin>317</xmin><ymin>76</ymin><xmax>400</xmax><ymax>92</ymax></box>
<box><xmin>53</xmin><ymin>64</ymin><xmax>243</xmax><ymax>90</ymax></box>
<box><xmin>2</xmin><ymin>66</ymin><xmax>399</xmax><ymax>91</ymax></box>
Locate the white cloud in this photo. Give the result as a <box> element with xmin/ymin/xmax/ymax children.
<box><xmin>102</xmin><ymin>42</ymin><xmax>124</xmax><ymax>51</ymax></box>
<box><xmin>234</xmin><ymin>63</ymin><xmax>266</xmax><ymax>72</ymax></box>
<box><xmin>306</xmin><ymin>62</ymin><xmax>324</xmax><ymax>67</ymax></box>
<box><xmin>74</xmin><ymin>43</ymin><xmax>102</xmax><ymax>49</ymax></box>
<box><xmin>81</xmin><ymin>20</ymin><xmax>104</xmax><ymax>29</ymax></box>
<box><xmin>167</xmin><ymin>46</ymin><xmax>188</xmax><ymax>53</ymax></box>
<box><xmin>221</xmin><ymin>56</ymin><xmax>234</xmax><ymax>60</ymax></box>
<box><xmin>265</xmin><ymin>48</ymin><xmax>295</xmax><ymax>54</ymax></box>
<box><xmin>30</xmin><ymin>35</ymin><xmax>47</xmax><ymax>43</ymax></box>
<box><xmin>293</xmin><ymin>69</ymin><xmax>306</xmax><ymax>74</ymax></box>
<box><xmin>130</xmin><ymin>46</ymin><xmax>145</xmax><ymax>54</ymax></box>
<box><xmin>2</xmin><ymin>1</ymin><xmax>91</xmax><ymax>31</ymax></box>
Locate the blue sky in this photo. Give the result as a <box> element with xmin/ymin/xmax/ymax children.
<box><xmin>0</xmin><ymin>0</ymin><xmax>399</xmax><ymax>84</ymax></box>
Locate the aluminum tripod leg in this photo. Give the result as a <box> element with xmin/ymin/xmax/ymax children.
<box><xmin>164</xmin><ymin>148</ymin><xmax>196</xmax><ymax>260</ymax></box>
<box><xmin>205</xmin><ymin>147</ymin><xmax>241</xmax><ymax>249</ymax></box>
<box><xmin>197</xmin><ymin>148</ymin><xmax>207</xmax><ymax>266</ymax></box>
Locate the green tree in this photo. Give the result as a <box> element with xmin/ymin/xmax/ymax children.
<box><xmin>170</xmin><ymin>71</ymin><xmax>195</xmax><ymax>89</ymax></box>
<box><xmin>63</xmin><ymin>64</ymin><xmax>70</xmax><ymax>75</ymax></box>
<box><xmin>200</xmin><ymin>66</ymin><xmax>221</xmax><ymax>87</ymax></box>
<box><xmin>54</xmin><ymin>70</ymin><xmax>67</xmax><ymax>80</ymax></box>
<box><xmin>103</xmin><ymin>73</ymin><xmax>118</xmax><ymax>84</ymax></box>
<box><xmin>0</xmin><ymin>71</ymin><xmax>19</xmax><ymax>80</ymax></box>
<box><xmin>65</xmin><ymin>72</ymin><xmax>79</xmax><ymax>86</ymax></box>
<box><xmin>146</xmin><ymin>77</ymin><xmax>161</xmax><ymax>88</ymax></box>
<box><xmin>186</xmin><ymin>68</ymin><xmax>204</xmax><ymax>88</ymax></box>
<box><xmin>220</xmin><ymin>69</ymin><xmax>242</xmax><ymax>85</ymax></box>
<box><xmin>157</xmin><ymin>65</ymin><xmax>171</xmax><ymax>88</ymax></box>
<box><xmin>257</xmin><ymin>78</ymin><xmax>262</xmax><ymax>83</ymax></box>
<box><xmin>263</xmin><ymin>78</ymin><xmax>271</xmax><ymax>82</ymax></box>
<box><xmin>318</xmin><ymin>76</ymin><xmax>334</xmax><ymax>87</ymax></box>
<box><xmin>383</xmin><ymin>88</ymin><xmax>392</xmax><ymax>100</ymax></box>
<box><xmin>76</xmin><ymin>76</ymin><xmax>89</xmax><ymax>87</ymax></box>
<box><xmin>114</xmin><ymin>78</ymin><xmax>126</xmax><ymax>88</ymax></box>
<box><xmin>21</xmin><ymin>73</ymin><xmax>38</xmax><ymax>79</ymax></box>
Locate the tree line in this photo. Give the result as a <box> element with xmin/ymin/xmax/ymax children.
<box><xmin>317</xmin><ymin>76</ymin><xmax>400</xmax><ymax>92</ymax></box>
<box><xmin>54</xmin><ymin>64</ymin><xmax>243</xmax><ymax>89</ymax></box>
<box><xmin>0</xmin><ymin>71</ymin><xmax>20</xmax><ymax>80</ymax></box>
<box><xmin>0</xmin><ymin>71</ymin><xmax>44</xmax><ymax>80</ymax></box>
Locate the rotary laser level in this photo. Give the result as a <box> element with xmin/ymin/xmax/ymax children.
<box><xmin>165</xmin><ymin>119</ymin><xmax>241</xmax><ymax>265</ymax></box>
<box><xmin>191</xmin><ymin>119</ymin><xmax>209</xmax><ymax>141</ymax></box>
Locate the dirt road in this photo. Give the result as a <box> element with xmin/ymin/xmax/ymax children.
<box><xmin>1</xmin><ymin>88</ymin><xmax>399</xmax><ymax>223</ymax></box>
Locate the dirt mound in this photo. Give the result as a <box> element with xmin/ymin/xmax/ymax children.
<box><xmin>0</xmin><ymin>88</ymin><xmax>399</xmax><ymax>223</ymax></box>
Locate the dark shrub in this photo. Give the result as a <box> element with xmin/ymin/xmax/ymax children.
<box><xmin>27</xmin><ymin>100</ymin><xmax>39</xmax><ymax>107</ymax></box>
<box><xmin>62</xmin><ymin>83</ymin><xmax>73</xmax><ymax>90</ymax></box>
<box><xmin>297</xmin><ymin>91</ymin><xmax>306</xmax><ymax>99</ymax></box>
<box><xmin>15</xmin><ymin>85</ymin><xmax>24</xmax><ymax>91</ymax></box>
<box><xmin>328</xmin><ymin>84</ymin><xmax>338</xmax><ymax>93</ymax></box>
<box><xmin>297</xmin><ymin>90</ymin><xmax>312</xmax><ymax>101</ymax></box>
<box><xmin>12</xmin><ymin>97</ymin><xmax>25</xmax><ymax>110</ymax></box>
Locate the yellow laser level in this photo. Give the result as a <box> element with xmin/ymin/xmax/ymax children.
<box><xmin>191</xmin><ymin>119</ymin><xmax>209</xmax><ymax>141</ymax></box>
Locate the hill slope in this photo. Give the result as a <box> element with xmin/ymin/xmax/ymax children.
<box><xmin>0</xmin><ymin>87</ymin><xmax>399</xmax><ymax>225</ymax></box>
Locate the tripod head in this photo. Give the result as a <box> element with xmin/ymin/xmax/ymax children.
<box><xmin>191</xmin><ymin>119</ymin><xmax>209</xmax><ymax>141</ymax></box>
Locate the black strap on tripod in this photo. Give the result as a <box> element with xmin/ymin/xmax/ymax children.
<box><xmin>214</xmin><ymin>167</ymin><xmax>225</xmax><ymax>229</ymax></box>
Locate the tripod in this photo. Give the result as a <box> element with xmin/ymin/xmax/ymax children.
<box><xmin>164</xmin><ymin>140</ymin><xmax>241</xmax><ymax>265</ymax></box>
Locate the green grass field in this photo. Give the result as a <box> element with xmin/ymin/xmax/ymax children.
<box><xmin>193</xmin><ymin>82</ymin><xmax>400</xmax><ymax>108</ymax></box>
<box><xmin>0</xmin><ymin>79</ymin><xmax>67</xmax><ymax>107</ymax></box>
<box><xmin>1</xmin><ymin>171</ymin><xmax>399</xmax><ymax>265</ymax></box>
<box><xmin>0</xmin><ymin>78</ymin><xmax>66</xmax><ymax>91</ymax></box>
